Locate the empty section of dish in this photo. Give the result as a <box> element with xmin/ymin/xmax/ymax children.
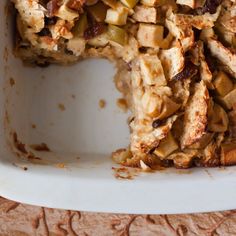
<box><xmin>1</xmin><ymin>2</ymin><xmax>129</xmax><ymax>165</ymax></box>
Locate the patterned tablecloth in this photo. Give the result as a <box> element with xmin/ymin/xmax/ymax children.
<box><xmin>0</xmin><ymin>197</ymin><xmax>235</xmax><ymax>235</ymax></box>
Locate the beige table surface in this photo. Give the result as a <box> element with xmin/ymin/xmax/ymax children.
<box><xmin>0</xmin><ymin>197</ymin><xmax>235</xmax><ymax>235</ymax></box>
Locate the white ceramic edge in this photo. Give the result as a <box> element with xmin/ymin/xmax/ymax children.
<box><xmin>1</xmin><ymin>163</ymin><xmax>236</xmax><ymax>214</ymax></box>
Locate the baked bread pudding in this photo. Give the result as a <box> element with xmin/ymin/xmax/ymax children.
<box><xmin>13</xmin><ymin>0</ymin><xmax>236</xmax><ymax>169</ymax></box>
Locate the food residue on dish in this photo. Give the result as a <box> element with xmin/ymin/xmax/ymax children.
<box><xmin>30</xmin><ymin>143</ymin><xmax>51</xmax><ymax>152</ymax></box>
<box><xmin>31</xmin><ymin>124</ymin><xmax>36</xmax><ymax>129</ymax></box>
<box><xmin>13</xmin><ymin>132</ymin><xmax>27</xmax><ymax>154</ymax></box>
<box><xmin>5</xmin><ymin>111</ymin><xmax>10</xmax><ymax>124</ymax></box>
<box><xmin>9</xmin><ymin>77</ymin><xmax>15</xmax><ymax>87</ymax></box>
<box><xmin>58</xmin><ymin>103</ymin><xmax>66</xmax><ymax>111</ymax></box>
<box><xmin>12</xmin><ymin>132</ymin><xmax>43</xmax><ymax>162</ymax></box>
<box><xmin>99</xmin><ymin>99</ymin><xmax>106</xmax><ymax>109</ymax></box>
<box><xmin>12</xmin><ymin>163</ymin><xmax>28</xmax><ymax>171</ymax></box>
<box><xmin>3</xmin><ymin>47</ymin><xmax>8</xmax><ymax>62</ymax></box>
<box><xmin>55</xmin><ymin>163</ymin><xmax>66</xmax><ymax>169</ymax></box>
<box><xmin>27</xmin><ymin>152</ymin><xmax>42</xmax><ymax>161</ymax></box>
<box><xmin>112</xmin><ymin>167</ymin><xmax>139</xmax><ymax>180</ymax></box>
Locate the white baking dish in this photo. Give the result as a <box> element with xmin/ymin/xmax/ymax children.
<box><xmin>1</xmin><ymin>1</ymin><xmax>236</xmax><ymax>214</ymax></box>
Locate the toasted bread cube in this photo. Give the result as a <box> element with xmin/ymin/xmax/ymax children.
<box><xmin>120</xmin><ymin>0</ymin><xmax>138</xmax><ymax>8</ymax></box>
<box><xmin>137</xmin><ymin>23</ymin><xmax>163</xmax><ymax>48</ymax></box>
<box><xmin>105</xmin><ymin>5</ymin><xmax>129</xmax><ymax>25</ymax></box>
<box><xmin>154</xmin><ymin>132</ymin><xmax>178</xmax><ymax>158</ymax></box>
<box><xmin>140</xmin><ymin>54</ymin><xmax>166</xmax><ymax>86</ymax></box>
<box><xmin>207</xmin><ymin>38</ymin><xmax>236</xmax><ymax>77</ymax></box>
<box><xmin>213</xmin><ymin>71</ymin><xmax>233</xmax><ymax>97</ymax></box>
<box><xmin>132</xmin><ymin>5</ymin><xmax>158</xmax><ymax>23</ymax></box>
<box><xmin>176</xmin><ymin>0</ymin><xmax>195</xmax><ymax>8</ymax></box>
<box><xmin>14</xmin><ymin>0</ymin><xmax>45</xmax><ymax>33</ymax></box>
<box><xmin>56</xmin><ymin>4</ymin><xmax>79</xmax><ymax>21</ymax></box>
<box><xmin>180</xmin><ymin>82</ymin><xmax>209</xmax><ymax>148</ymax></box>
<box><xmin>160</xmin><ymin>42</ymin><xmax>184</xmax><ymax>79</ymax></box>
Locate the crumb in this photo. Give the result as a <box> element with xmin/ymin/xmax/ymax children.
<box><xmin>99</xmin><ymin>99</ymin><xmax>106</xmax><ymax>109</ymax></box>
<box><xmin>31</xmin><ymin>124</ymin><xmax>36</xmax><ymax>129</ymax></box>
<box><xmin>41</xmin><ymin>75</ymin><xmax>45</xmax><ymax>79</ymax></box>
<box><xmin>76</xmin><ymin>156</ymin><xmax>80</xmax><ymax>160</ymax></box>
<box><xmin>55</xmin><ymin>163</ymin><xmax>66</xmax><ymax>168</ymax></box>
<box><xmin>112</xmin><ymin>167</ymin><xmax>138</xmax><ymax>180</ymax></box>
<box><xmin>58</xmin><ymin>103</ymin><xmax>66</xmax><ymax>111</ymax></box>
<box><xmin>71</xmin><ymin>94</ymin><xmax>76</xmax><ymax>99</ymax></box>
<box><xmin>30</xmin><ymin>143</ymin><xmax>51</xmax><ymax>152</ymax></box>
<box><xmin>116</xmin><ymin>98</ymin><xmax>128</xmax><ymax>112</ymax></box>
<box><xmin>23</xmin><ymin>167</ymin><xmax>28</xmax><ymax>171</ymax></box>
<box><xmin>9</xmin><ymin>78</ymin><xmax>15</xmax><ymax>87</ymax></box>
